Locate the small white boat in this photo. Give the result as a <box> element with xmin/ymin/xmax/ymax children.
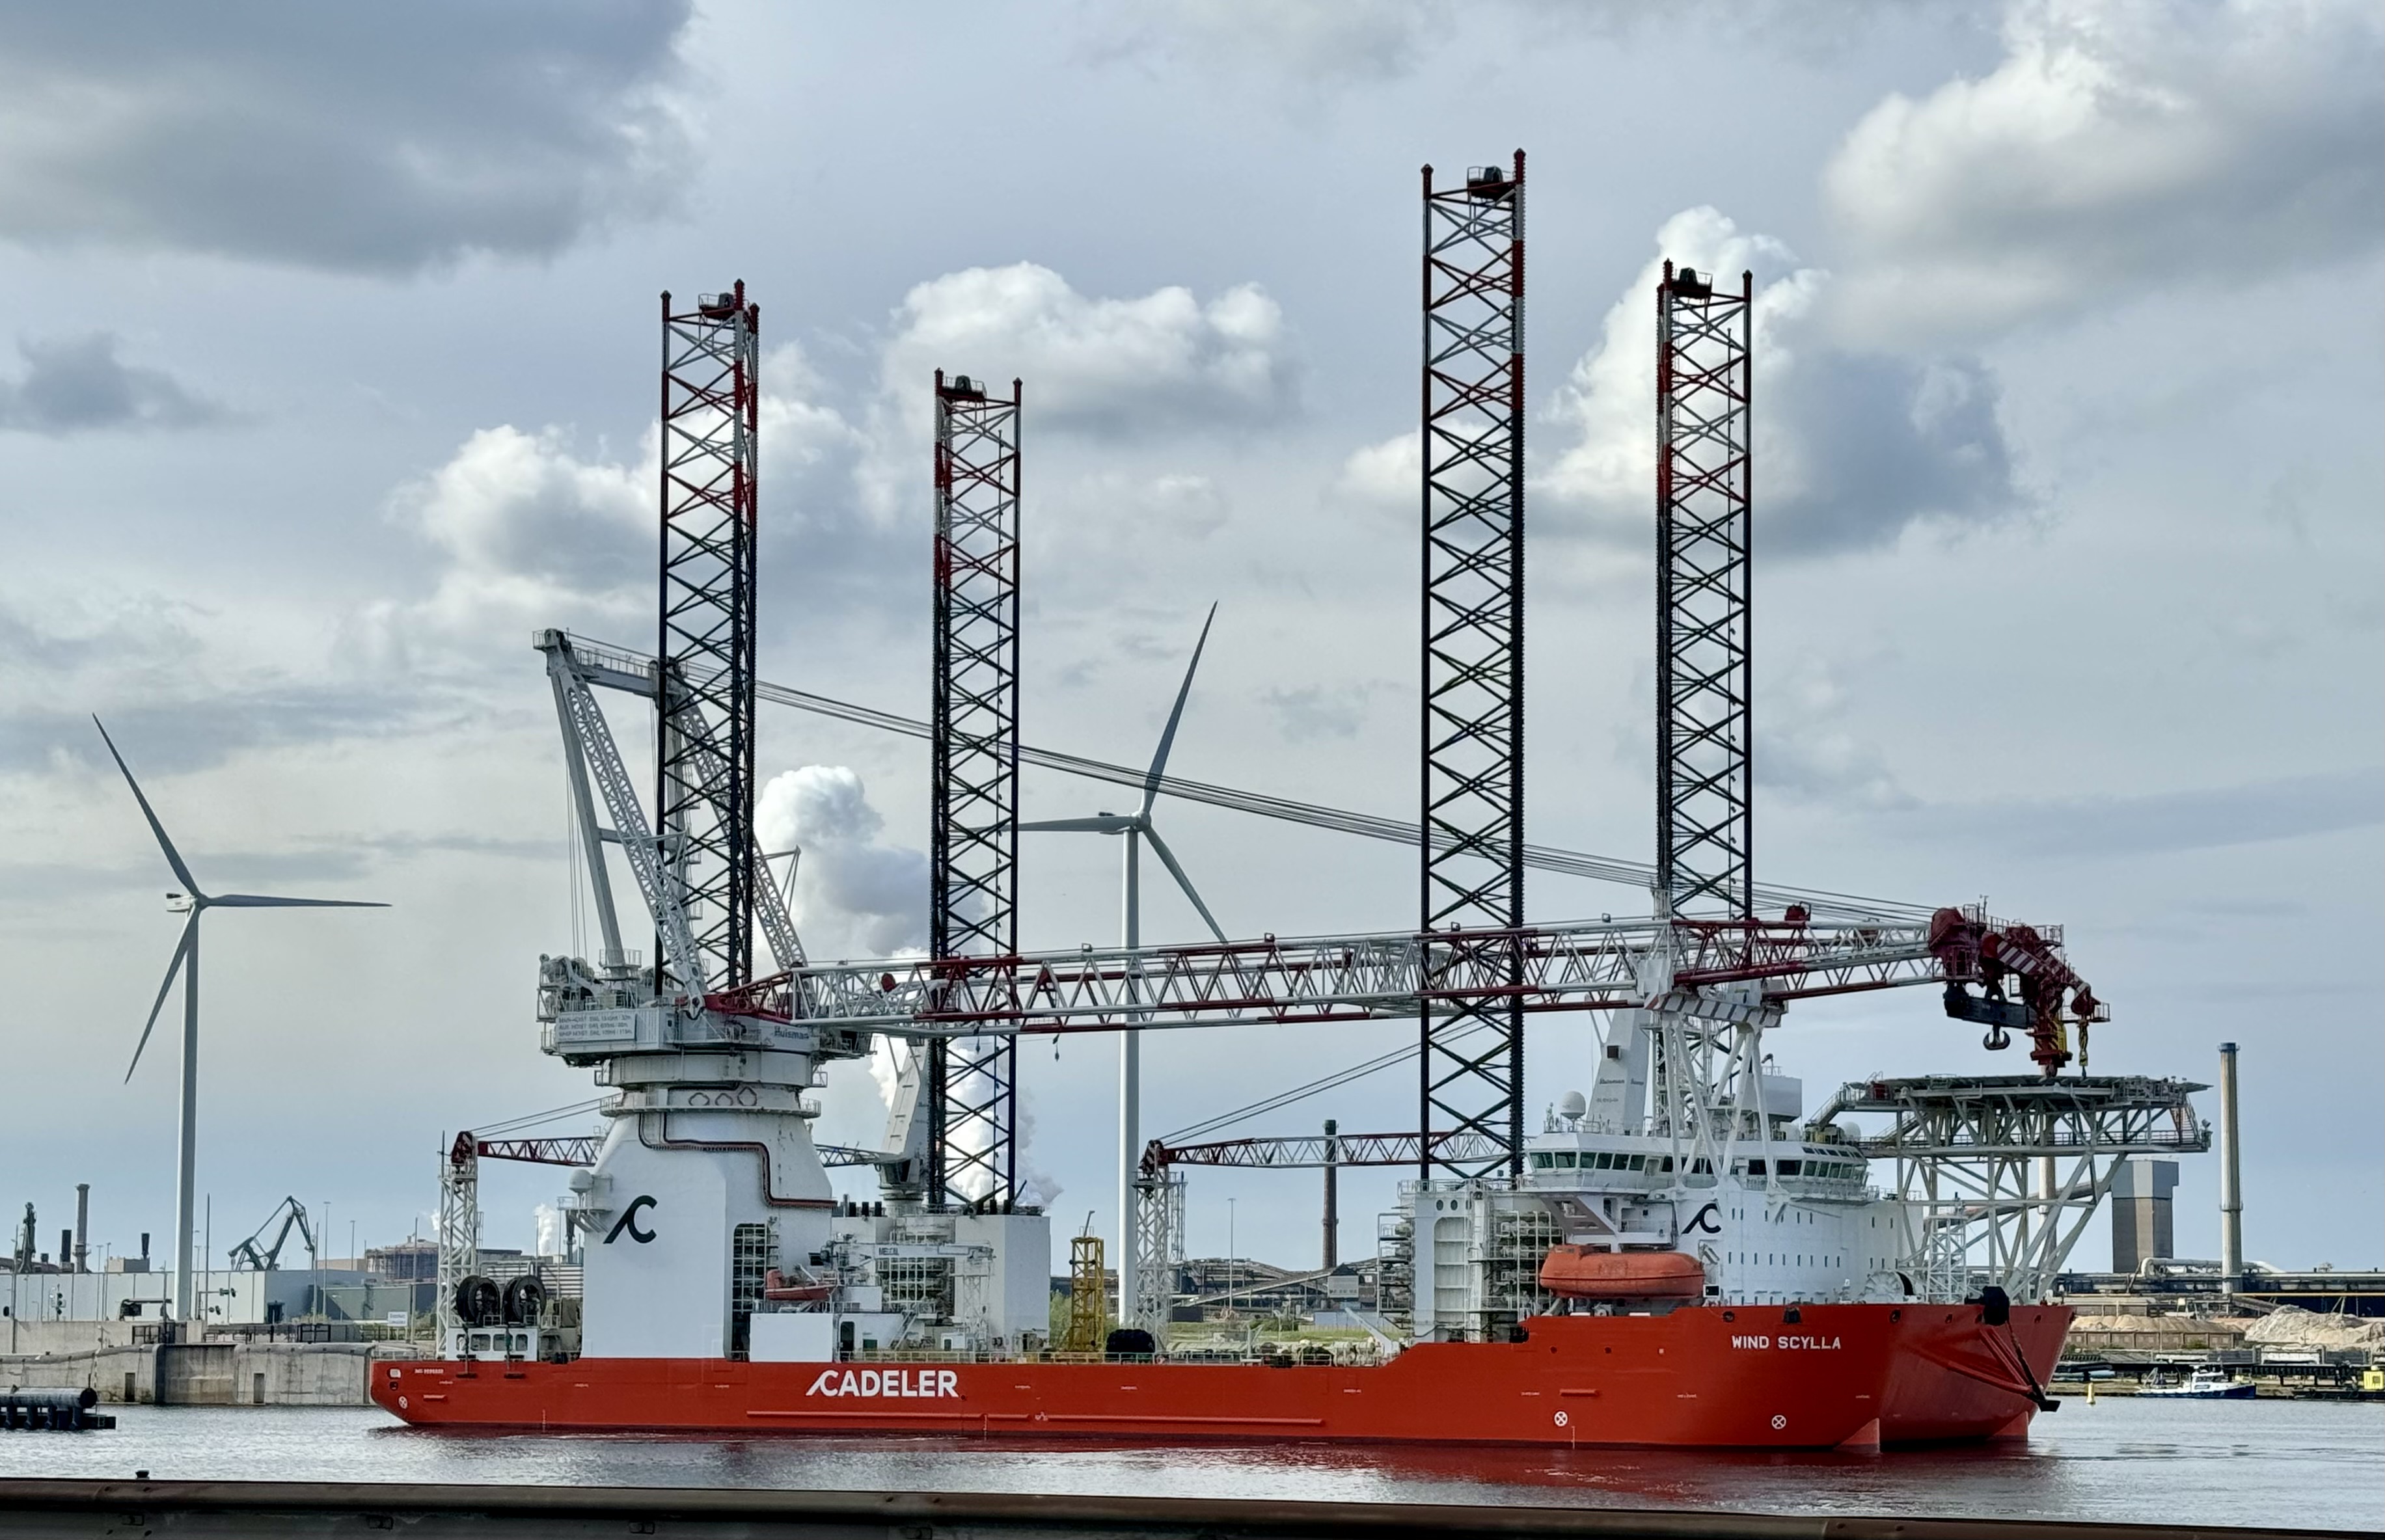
<box><xmin>2139</xmin><ymin>1365</ymin><xmax>2258</xmax><ymax>1399</ymax></box>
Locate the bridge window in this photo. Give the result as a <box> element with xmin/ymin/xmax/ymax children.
<box><xmin>1532</xmin><ymin>1153</ymin><xmax>1553</xmax><ymax>1170</ymax></box>
<box><xmin>1557</xmin><ymin>1152</ymin><xmax>1577</xmax><ymax>1168</ymax></box>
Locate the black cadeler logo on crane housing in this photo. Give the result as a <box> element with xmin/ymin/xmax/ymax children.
<box><xmin>604</xmin><ymin>1195</ymin><xmax>658</xmax><ymax>1245</ymax></box>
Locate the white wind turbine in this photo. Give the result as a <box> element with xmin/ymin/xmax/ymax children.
<box><xmin>94</xmin><ymin>718</ymin><xmax>387</xmax><ymax>1327</ymax></box>
<box><xmin>1018</xmin><ymin>604</ymin><xmax>1229</xmax><ymax>1328</ymax></box>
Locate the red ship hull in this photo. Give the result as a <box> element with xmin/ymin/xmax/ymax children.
<box><xmin>1884</xmin><ymin>1302</ymin><xmax>2071</xmax><ymax>1443</ymax></box>
<box><xmin>374</xmin><ymin>1303</ymin><xmax>2070</xmax><ymax>1450</ymax></box>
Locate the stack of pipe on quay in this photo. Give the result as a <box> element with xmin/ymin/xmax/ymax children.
<box><xmin>0</xmin><ymin>1390</ymin><xmax>112</xmax><ymax>1433</ymax></box>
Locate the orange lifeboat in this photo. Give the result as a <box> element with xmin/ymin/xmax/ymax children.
<box><xmin>761</xmin><ymin>1268</ymin><xmax>833</xmax><ymax>1304</ymax></box>
<box><xmin>1538</xmin><ymin>1247</ymin><xmax>1706</xmax><ymax>1301</ymax></box>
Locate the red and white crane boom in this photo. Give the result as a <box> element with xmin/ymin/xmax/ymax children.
<box><xmin>709</xmin><ymin>904</ymin><xmax>2099</xmax><ymax>1075</ymax></box>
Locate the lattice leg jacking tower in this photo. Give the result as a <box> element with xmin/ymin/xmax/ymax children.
<box><xmin>658</xmin><ymin>284</ymin><xmax>763</xmax><ymax>995</ymax></box>
<box><xmin>929</xmin><ymin>372</ymin><xmax>1024</xmax><ymax>1211</ymax></box>
<box><xmin>1419</xmin><ymin>152</ymin><xmax>1527</xmax><ymax>1189</ymax></box>
<box><xmin>1655</xmin><ymin>263</ymin><xmax>1754</xmax><ymax>919</ymax></box>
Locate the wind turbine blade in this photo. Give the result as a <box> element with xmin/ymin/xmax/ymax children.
<box><xmin>92</xmin><ymin>716</ymin><xmax>200</xmax><ymax>897</ymax></box>
<box><xmin>210</xmin><ymin>895</ymin><xmax>390</xmax><ymax>909</ymax></box>
<box><xmin>127</xmin><ymin>912</ymin><xmax>197</xmax><ymax>1083</ymax></box>
<box><xmin>1016</xmin><ymin>816</ymin><xmax>1136</xmax><ymax>834</ymax></box>
<box><xmin>1142</xmin><ymin>602</ymin><xmax>1218</xmax><ymax>818</ymax></box>
<box><xmin>1142</xmin><ymin>824</ymin><xmax>1228</xmax><ymax>945</ymax></box>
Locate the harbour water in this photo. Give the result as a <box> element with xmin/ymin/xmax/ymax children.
<box><xmin>2</xmin><ymin>1398</ymin><xmax>2377</xmax><ymax>1532</ymax></box>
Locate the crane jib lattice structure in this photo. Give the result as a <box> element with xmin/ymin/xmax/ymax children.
<box><xmin>1144</xmin><ymin>1129</ymin><xmax>1508</xmax><ymax>1176</ymax></box>
<box><xmin>930</xmin><ymin>371</ymin><xmax>1024</xmax><ymax>1209</ymax></box>
<box><xmin>735</xmin><ymin>904</ymin><xmax>2098</xmax><ymax>1072</ymax></box>
<box><xmin>659</xmin><ymin>284</ymin><xmax>762</xmax><ymax>993</ymax></box>
<box><xmin>1656</xmin><ymin>262</ymin><xmax>1754</xmax><ymax>919</ymax></box>
<box><xmin>1421</xmin><ymin>151</ymin><xmax>1526</xmax><ymax>1184</ymax></box>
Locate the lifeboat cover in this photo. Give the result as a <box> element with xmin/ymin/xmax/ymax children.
<box><xmin>1539</xmin><ymin>1246</ymin><xmax>1706</xmax><ymax>1300</ymax></box>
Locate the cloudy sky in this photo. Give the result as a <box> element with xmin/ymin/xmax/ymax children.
<box><xmin>1</xmin><ymin>0</ymin><xmax>2376</xmax><ymax>1279</ymax></box>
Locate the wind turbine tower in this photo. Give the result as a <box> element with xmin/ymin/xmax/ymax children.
<box><xmin>94</xmin><ymin>719</ymin><xmax>386</xmax><ymax>1326</ymax></box>
<box><xmin>1020</xmin><ymin>603</ymin><xmax>1230</xmax><ymax>1329</ymax></box>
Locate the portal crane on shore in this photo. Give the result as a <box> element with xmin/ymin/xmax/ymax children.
<box><xmin>226</xmin><ymin>1196</ymin><xmax>317</xmax><ymax>1272</ymax></box>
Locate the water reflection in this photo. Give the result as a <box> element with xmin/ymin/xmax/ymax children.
<box><xmin>3</xmin><ymin>1399</ymin><xmax>2375</xmax><ymax>1532</ymax></box>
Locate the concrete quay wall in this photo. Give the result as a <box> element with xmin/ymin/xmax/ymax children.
<box><xmin>0</xmin><ymin>1342</ymin><xmax>416</xmax><ymax>1406</ymax></box>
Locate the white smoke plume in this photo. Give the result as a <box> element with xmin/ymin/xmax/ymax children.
<box><xmin>755</xmin><ymin>765</ymin><xmax>927</xmax><ymax>962</ymax></box>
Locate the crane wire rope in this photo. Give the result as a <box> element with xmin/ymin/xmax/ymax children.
<box><xmin>565</xmin><ymin>634</ymin><xmax>1929</xmax><ymax>924</ymax></box>
<box><xmin>1157</xmin><ymin>1022</ymin><xmax>1493</xmax><ymax>1145</ymax></box>
<box><xmin>471</xmin><ymin>1096</ymin><xmax>615</xmax><ymax>1140</ymax></box>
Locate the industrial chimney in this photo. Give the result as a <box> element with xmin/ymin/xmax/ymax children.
<box><xmin>2218</xmin><ymin>1042</ymin><xmax>2243</xmax><ymax>1293</ymax></box>
<box><xmin>74</xmin><ymin>1184</ymin><xmax>89</xmax><ymax>1273</ymax></box>
<box><xmin>1321</xmin><ymin>1120</ymin><xmax>1341</xmax><ymax>1272</ymax></box>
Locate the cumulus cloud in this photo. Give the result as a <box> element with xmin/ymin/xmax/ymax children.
<box><xmin>355</xmin><ymin>424</ymin><xmax>651</xmax><ymax>667</ymax></box>
<box><xmin>1089</xmin><ymin>0</ymin><xmax>1453</xmax><ymax>82</ymax></box>
<box><xmin>1084</xmin><ymin>0</ymin><xmax>1952</xmax><ymax>85</ymax></box>
<box><xmin>879</xmin><ymin>264</ymin><xmax>1299</xmax><ymax>440</ymax></box>
<box><xmin>1824</xmin><ymin>0</ymin><xmax>2385</xmax><ymax>343</ymax></box>
<box><xmin>1757</xmin><ymin>661</ymin><xmax>1917</xmax><ymax>813</ymax></box>
<box><xmin>0</xmin><ymin>586</ymin><xmax>427</xmax><ymax>776</ymax></box>
<box><xmin>752</xmin><ymin>344</ymin><xmax>901</xmax><ymax>610</ymax></box>
<box><xmin>1538</xmin><ymin>207</ymin><xmax>2022</xmax><ymax>558</ymax></box>
<box><xmin>1331</xmin><ymin>430</ymin><xmax>1421</xmax><ymax>518</ymax></box>
<box><xmin>353</xmin><ymin>342</ymin><xmax>888</xmax><ymax>667</ymax></box>
<box><xmin>348</xmin><ymin>261</ymin><xmax>1294</xmax><ymax>678</ymax></box>
<box><xmin>1138</xmin><ymin>473</ymin><xmax>1233</xmax><ymax>537</ymax></box>
<box><xmin>761</xmin><ymin>345</ymin><xmax>870</xmax><ymax>488</ymax></box>
<box><xmin>756</xmin><ymin>766</ymin><xmax>927</xmax><ymax>962</ymax></box>
<box><xmin>0</xmin><ymin>333</ymin><xmax>230</xmax><ymax>433</ymax></box>
<box><xmin>1037</xmin><ymin>472</ymin><xmax>1235</xmax><ymax>575</ymax></box>
<box><xmin>0</xmin><ymin>591</ymin><xmax>191</xmax><ymax>684</ymax></box>
<box><xmin>0</xmin><ymin>1</ymin><xmax>695</xmax><ymax>273</ymax></box>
